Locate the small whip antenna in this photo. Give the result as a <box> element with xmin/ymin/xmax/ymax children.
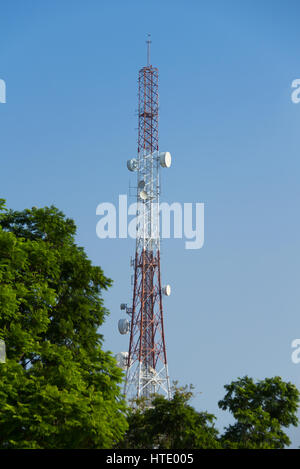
<box><xmin>146</xmin><ymin>33</ymin><xmax>152</xmax><ymax>66</ymax></box>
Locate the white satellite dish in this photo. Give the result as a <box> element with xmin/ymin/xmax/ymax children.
<box><xmin>127</xmin><ymin>158</ymin><xmax>138</xmax><ymax>172</ymax></box>
<box><xmin>162</xmin><ymin>285</ymin><xmax>171</xmax><ymax>296</ymax></box>
<box><xmin>115</xmin><ymin>352</ymin><xmax>129</xmax><ymax>370</ymax></box>
<box><xmin>118</xmin><ymin>318</ymin><xmax>130</xmax><ymax>335</ymax></box>
<box><xmin>159</xmin><ymin>152</ymin><xmax>172</xmax><ymax>168</ymax></box>
<box><xmin>139</xmin><ymin>190</ymin><xmax>149</xmax><ymax>201</ymax></box>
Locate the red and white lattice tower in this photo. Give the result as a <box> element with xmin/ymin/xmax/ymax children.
<box><xmin>117</xmin><ymin>38</ymin><xmax>172</xmax><ymax>401</ymax></box>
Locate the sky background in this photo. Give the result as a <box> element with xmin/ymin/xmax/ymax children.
<box><xmin>1</xmin><ymin>0</ymin><xmax>300</xmax><ymax>447</ymax></box>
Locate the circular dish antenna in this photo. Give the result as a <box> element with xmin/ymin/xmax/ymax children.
<box><xmin>139</xmin><ymin>190</ymin><xmax>149</xmax><ymax>201</ymax></box>
<box><xmin>162</xmin><ymin>284</ymin><xmax>171</xmax><ymax>296</ymax></box>
<box><xmin>115</xmin><ymin>352</ymin><xmax>129</xmax><ymax>370</ymax></box>
<box><xmin>127</xmin><ymin>158</ymin><xmax>138</xmax><ymax>172</ymax></box>
<box><xmin>159</xmin><ymin>152</ymin><xmax>172</xmax><ymax>168</ymax></box>
<box><xmin>138</xmin><ymin>180</ymin><xmax>146</xmax><ymax>189</ymax></box>
<box><xmin>118</xmin><ymin>318</ymin><xmax>130</xmax><ymax>335</ymax></box>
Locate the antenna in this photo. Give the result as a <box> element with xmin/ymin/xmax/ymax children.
<box><xmin>146</xmin><ymin>33</ymin><xmax>151</xmax><ymax>66</ymax></box>
<box><xmin>119</xmin><ymin>41</ymin><xmax>173</xmax><ymax>404</ymax></box>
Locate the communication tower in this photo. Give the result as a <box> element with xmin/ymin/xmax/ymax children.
<box><xmin>117</xmin><ymin>37</ymin><xmax>172</xmax><ymax>401</ymax></box>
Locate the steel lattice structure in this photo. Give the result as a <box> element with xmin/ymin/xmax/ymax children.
<box><xmin>121</xmin><ymin>43</ymin><xmax>171</xmax><ymax>402</ymax></box>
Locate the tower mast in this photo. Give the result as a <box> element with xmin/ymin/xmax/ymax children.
<box><xmin>119</xmin><ymin>38</ymin><xmax>172</xmax><ymax>401</ymax></box>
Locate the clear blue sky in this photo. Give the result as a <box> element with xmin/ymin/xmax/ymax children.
<box><xmin>1</xmin><ymin>0</ymin><xmax>300</xmax><ymax>446</ymax></box>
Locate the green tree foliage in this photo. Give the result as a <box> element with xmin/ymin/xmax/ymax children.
<box><xmin>121</xmin><ymin>376</ymin><xmax>299</xmax><ymax>450</ymax></box>
<box><xmin>120</xmin><ymin>384</ymin><xmax>221</xmax><ymax>449</ymax></box>
<box><xmin>218</xmin><ymin>376</ymin><xmax>299</xmax><ymax>449</ymax></box>
<box><xmin>0</xmin><ymin>202</ymin><xmax>128</xmax><ymax>448</ymax></box>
